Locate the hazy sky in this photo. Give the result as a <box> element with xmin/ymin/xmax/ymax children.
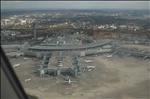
<box><xmin>1</xmin><ymin>1</ymin><xmax>150</xmax><ymax>10</ymax></box>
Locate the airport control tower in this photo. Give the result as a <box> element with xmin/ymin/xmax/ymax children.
<box><xmin>32</xmin><ymin>22</ymin><xmax>37</xmax><ymax>40</ymax></box>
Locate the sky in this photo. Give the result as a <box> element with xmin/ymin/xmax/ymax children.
<box><xmin>1</xmin><ymin>1</ymin><xmax>150</xmax><ymax>10</ymax></box>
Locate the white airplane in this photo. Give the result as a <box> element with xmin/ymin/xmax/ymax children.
<box><xmin>24</xmin><ymin>78</ymin><xmax>31</xmax><ymax>82</ymax></box>
<box><xmin>82</xmin><ymin>68</ymin><xmax>86</xmax><ymax>72</ymax></box>
<box><xmin>106</xmin><ymin>51</ymin><xmax>117</xmax><ymax>58</ymax></box>
<box><xmin>13</xmin><ymin>64</ymin><xmax>20</xmax><ymax>67</ymax></box>
<box><xmin>23</xmin><ymin>57</ymin><xmax>28</xmax><ymax>60</ymax></box>
<box><xmin>87</xmin><ymin>65</ymin><xmax>95</xmax><ymax>69</ymax></box>
<box><xmin>143</xmin><ymin>56</ymin><xmax>148</xmax><ymax>60</ymax></box>
<box><xmin>84</xmin><ymin>59</ymin><xmax>94</xmax><ymax>63</ymax></box>
<box><xmin>64</xmin><ymin>79</ymin><xmax>74</xmax><ymax>84</ymax></box>
<box><xmin>107</xmin><ymin>54</ymin><xmax>113</xmax><ymax>58</ymax></box>
<box><xmin>141</xmin><ymin>50</ymin><xmax>145</xmax><ymax>53</ymax></box>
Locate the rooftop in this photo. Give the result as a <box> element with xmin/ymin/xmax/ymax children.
<box><xmin>29</xmin><ymin>39</ymin><xmax>112</xmax><ymax>51</ymax></box>
<box><xmin>48</xmin><ymin>57</ymin><xmax>72</xmax><ymax>69</ymax></box>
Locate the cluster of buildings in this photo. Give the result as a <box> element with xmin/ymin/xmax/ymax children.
<box><xmin>93</xmin><ymin>24</ymin><xmax>140</xmax><ymax>31</ymax></box>
<box><xmin>1</xmin><ymin>11</ymin><xmax>142</xmax><ymax>33</ymax></box>
<box><xmin>1</xmin><ymin>16</ymin><xmax>36</xmax><ymax>26</ymax></box>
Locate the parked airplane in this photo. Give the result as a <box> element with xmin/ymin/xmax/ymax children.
<box><xmin>23</xmin><ymin>57</ymin><xmax>28</xmax><ymax>60</ymax></box>
<box><xmin>64</xmin><ymin>79</ymin><xmax>74</xmax><ymax>84</ymax></box>
<box><xmin>57</xmin><ymin>75</ymin><xmax>75</xmax><ymax>84</ymax></box>
<box><xmin>87</xmin><ymin>65</ymin><xmax>95</xmax><ymax>69</ymax></box>
<box><xmin>13</xmin><ymin>64</ymin><xmax>20</xmax><ymax>67</ymax></box>
<box><xmin>82</xmin><ymin>68</ymin><xmax>86</xmax><ymax>72</ymax></box>
<box><xmin>84</xmin><ymin>59</ymin><xmax>94</xmax><ymax>63</ymax></box>
<box><xmin>106</xmin><ymin>51</ymin><xmax>117</xmax><ymax>58</ymax></box>
<box><xmin>143</xmin><ymin>56</ymin><xmax>148</xmax><ymax>60</ymax></box>
<box><xmin>107</xmin><ymin>54</ymin><xmax>113</xmax><ymax>58</ymax></box>
<box><xmin>24</xmin><ymin>79</ymin><xmax>31</xmax><ymax>82</ymax></box>
<box><xmin>141</xmin><ymin>50</ymin><xmax>145</xmax><ymax>54</ymax></box>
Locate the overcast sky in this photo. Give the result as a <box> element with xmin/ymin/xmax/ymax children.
<box><xmin>1</xmin><ymin>1</ymin><xmax>150</xmax><ymax>10</ymax></box>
